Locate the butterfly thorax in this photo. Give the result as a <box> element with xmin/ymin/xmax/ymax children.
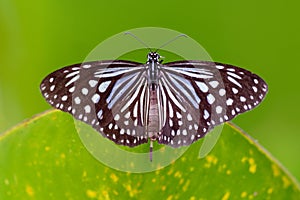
<box><xmin>147</xmin><ymin>52</ymin><xmax>161</xmax><ymax>90</ymax></box>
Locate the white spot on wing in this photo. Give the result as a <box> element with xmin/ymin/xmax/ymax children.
<box><xmin>209</xmin><ymin>81</ymin><xmax>219</xmax><ymax>88</ymax></box>
<box><xmin>61</xmin><ymin>95</ymin><xmax>68</xmax><ymax>101</ymax></box>
<box><xmin>91</xmin><ymin>94</ymin><xmax>100</xmax><ymax>103</ymax></box>
<box><xmin>196</xmin><ymin>81</ymin><xmax>209</xmax><ymax>93</ymax></box>
<box><xmin>226</xmin><ymin>98</ymin><xmax>233</xmax><ymax>106</ymax></box>
<box><xmin>83</xmin><ymin>64</ymin><xmax>91</xmax><ymax>69</ymax></box>
<box><xmin>89</xmin><ymin>80</ymin><xmax>98</xmax><ymax>88</ymax></box>
<box><xmin>219</xmin><ymin>89</ymin><xmax>226</xmax><ymax>96</ymax></box>
<box><xmin>84</xmin><ymin>105</ymin><xmax>91</xmax><ymax>113</ymax></box>
<box><xmin>50</xmin><ymin>85</ymin><xmax>55</xmax><ymax>91</ymax></box>
<box><xmin>187</xmin><ymin>114</ymin><xmax>192</xmax><ymax>121</ymax></box>
<box><xmin>69</xmin><ymin>86</ymin><xmax>75</xmax><ymax>93</ymax></box>
<box><xmin>207</xmin><ymin>94</ymin><xmax>215</xmax><ymax>104</ymax></box>
<box><xmin>114</xmin><ymin>114</ymin><xmax>120</xmax><ymax>121</ymax></box>
<box><xmin>240</xmin><ymin>96</ymin><xmax>246</xmax><ymax>102</ymax></box>
<box><xmin>252</xmin><ymin>86</ymin><xmax>258</xmax><ymax>93</ymax></box>
<box><xmin>216</xmin><ymin>106</ymin><xmax>223</xmax><ymax>114</ymax></box>
<box><xmin>81</xmin><ymin>88</ymin><xmax>88</xmax><ymax>95</ymax></box>
<box><xmin>232</xmin><ymin>87</ymin><xmax>238</xmax><ymax>94</ymax></box>
<box><xmin>74</xmin><ymin>97</ymin><xmax>81</xmax><ymax>104</ymax></box>
<box><xmin>203</xmin><ymin>109</ymin><xmax>209</xmax><ymax>119</ymax></box>
<box><xmin>98</xmin><ymin>81</ymin><xmax>111</xmax><ymax>93</ymax></box>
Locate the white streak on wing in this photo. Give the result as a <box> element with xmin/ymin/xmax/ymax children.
<box><xmin>167</xmin><ymin>73</ymin><xmax>199</xmax><ymax>108</ymax></box>
<box><xmin>65</xmin><ymin>70</ymin><xmax>79</xmax><ymax>78</ymax></box>
<box><xmin>120</xmin><ymin>79</ymin><xmax>144</xmax><ymax>113</ymax></box>
<box><xmin>228</xmin><ymin>76</ymin><xmax>242</xmax><ymax>88</ymax></box>
<box><xmin>65</xmin><ymin>75</ymin><xmax>80</xmax><ymax>87</ymax></box>
<box><xmin>106</xmin><ymin>73</ymin><xmax>140</xmax><ymax>108</ymax></box>
<box><xmin>164</xmin><ymin>67</ymin><xmax>213</xmax><ymax>79</ymax></box>
<box><xmin>227</xmin><ymin>72</ymin><xmax>242</xmax><ymax>79</ymax></box>
<box><xmin>133</xmin><ymin>101</ymin><xmax>138</xmax><ymax>117</ymax></box>
<box><xmin>159</xmin><ymin>86</ymin><xmax>167</xmax><ymax>126</ymax></box>
<box><xmin>94</xmin><ymin>66</ymin><xmax>144</xmax><ymax>78</ymax></box>
<box><xmin>159</xmin><ymin>79</ymin><xmax>186</xmax><ymax>113</ymax></box>
<box><xmin>139</xmin><ymin>83</ymin><xmax>147</xmax><ymax>125</ymax></box>
<box><xmin>168</xmin><ymin>101</ymin><xmax>174</xmax><ymax>118</ymax></box>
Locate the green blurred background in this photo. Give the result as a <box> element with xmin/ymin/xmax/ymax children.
<box><xmin>0</xmin><ymin>0</ymin><xmax>299</xmax><ymax>182</ymax></box>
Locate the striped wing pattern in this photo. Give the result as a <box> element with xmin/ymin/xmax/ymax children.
<box><xmin>40</xmin><ymin>57</ymin><xmax>268</xmax><ymax>148</ymax></box>
<box><xmin>41</xmin><ymin>60</ymin><xmax>149</xmax><ymax>146</ymax></box>
<box><xmin>156</xmin><ymin>61</ymin><xmax>267</xmax><ymax>147</ymax></box>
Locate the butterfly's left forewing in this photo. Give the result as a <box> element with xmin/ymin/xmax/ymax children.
<box><xmin>157</xmin><ymin>61</ymin><xmax>268</xmax><ymax>147</ymax></box>
<box><xmin>40</xmin><ymin>60</ymin><xmax>149</xmax><ymax>147</ymax></box>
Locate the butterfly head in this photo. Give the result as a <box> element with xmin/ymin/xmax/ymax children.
<box><xmin>147</xmin><ymin>52</ymin><xmax>161</xmax><ymax>63</ymax></box>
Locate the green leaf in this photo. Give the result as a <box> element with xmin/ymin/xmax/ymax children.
<box><xmin>1</xmin><ymin>110</ymin><xmax>299</xmax><ymax>199</ymax></box>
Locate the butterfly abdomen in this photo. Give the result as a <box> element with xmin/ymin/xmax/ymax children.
<box><xmin>147</xmin><ymin>89</ymin><xmax>160</xmax><ymax>140</ymax></box>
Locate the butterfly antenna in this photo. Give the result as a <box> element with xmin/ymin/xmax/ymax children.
<box><xmin>124</xmin><ymin>32</ymin><xmax>152</xmax><ymax>52</ymax></box>
<box><xmin>155</xmin><ymin>34</ymin><xmax>187</xmax><ymax>52</ymax></box>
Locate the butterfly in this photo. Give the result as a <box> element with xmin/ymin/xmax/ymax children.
<box><xmin>40</xmin><ymin>48</ymin><xmax>268</xmax><ymax>161</ymax></box>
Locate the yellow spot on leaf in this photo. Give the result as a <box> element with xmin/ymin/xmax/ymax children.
<box><xmin>241</xmin><ymin>191</ymin><xmax>247</xmax><ymax>198</ymax></box>
<box><xmin>155</xmin><ymin>169</ymin><xmax>160</xmax><ymax>175</ymax></box>
<box><xmin>241</xmin><ymin>157</ymin><xmax>256</xmax><ymax>174</ymax></box>
<box><xmin>204</xmin><ymin>155</ymin><xmax>218</xmax><ymax>168</ymax></box>
<box><xmin>226</xmin><ymin>170</ymin><xmax>231</xmax><ymax>175</ymax></box>
<box><xmin>45</xmin><ymin>146</ymin><xmax>50</xmax><ymax>151</ymax></box>
<box><xmin>248</xmin><ymin>158</ymin><xmax>256</xmax><ymax>174</ymax></box>
<box><xmin>249</xmin><ymin>149</ymin><xmax>253</xmax><ymax>155</ymax></box>
<box><xmin>189</xmin><ymin>196</ymin><xmax>196</xmax><ymax>200</ymax></box>
<box><xmin>272</xmin><ymin>164</ymin><xmax>280</xmax><ymax>177</ymax></box>
<box><xmin>125</xmin><ymin>184</ymin><xmax>139</xmax><ymax>197</ymax></box>
<box><xmin>174</xmin><ymin>171</ymin><xmax>182</xmax><ymax>178</ymax></box>
<box><xmin>86</xmin><ymin>189</ymin><xmax>97</xmax><ymax>198</ymax></box>
<box><xmin>179</xmin><ymin>178</ymin><xmax>184</xmax><ymax>185</ymax></box>
<box><xmin>26</xmin><ymin>185</ymin><xmax>34</xmax><ymax>197</ymax></box>
<box><xmin>241</xmin><ymin>156</ymin><xmax>248</xmax><ymax>163</ymax></box>
<box><xmin>181</xmin><ymin>156</ymin><xmax>186</xmax><ymax>162</ymax></box>
<box><xmin>102</xmin><ymin>190</ymin><xmax>110</xmax><ymax>200</ymax></box>
<box><xmin>189</xmin><ymin>167</ymin><xmax>194</xmax><ymax>172</ymax></box>
<box><xmin>113</xmin><ymin>190</ymin><xmax>118</xmax><ymax>196</ymax></box>
<box><xmin>282</xmin><ymin>176</ymin><xmax>291</xmax><ymax>188</ymax></box>
<box><xmin>267</xmin><ymin>187</ymin><xmax>273</xmax><ymax>194</ymax></box>
<box><xmin>182</xmin><ymin>180</ymin><xmax>190</xmax><ymax>192</ymax></box>
<box><xmin>110</xmin><ymin>173</ymin><xmax>118</xmax><ymax>183</ymax></box>
<box><xmin>161</xmin><ymin>185</ymin><xmax>166</xmax><ymax>191</ymax></box>
<box><xmin>167</xmin><ymin>195</ymin><xmax>173</xmax><ymax>200</ymax></box>
<box><xmin>60</xmin><ymin>153</ymin><xmax>66</xmax><ymax>159</ymax></box>
<box><xmin>221</xmin><ymin>191</ymin><xmax>230</xmax><ymax>200</ymax></box>
<box><xmin>152</xmin><ymin>178</ymin><xmax>156</xmax><ymax>183</ymax></box>
<box><xmin>167</xmin><ymin>168</ymin><xmax>174</xmax><ymax>175</ymax></box>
